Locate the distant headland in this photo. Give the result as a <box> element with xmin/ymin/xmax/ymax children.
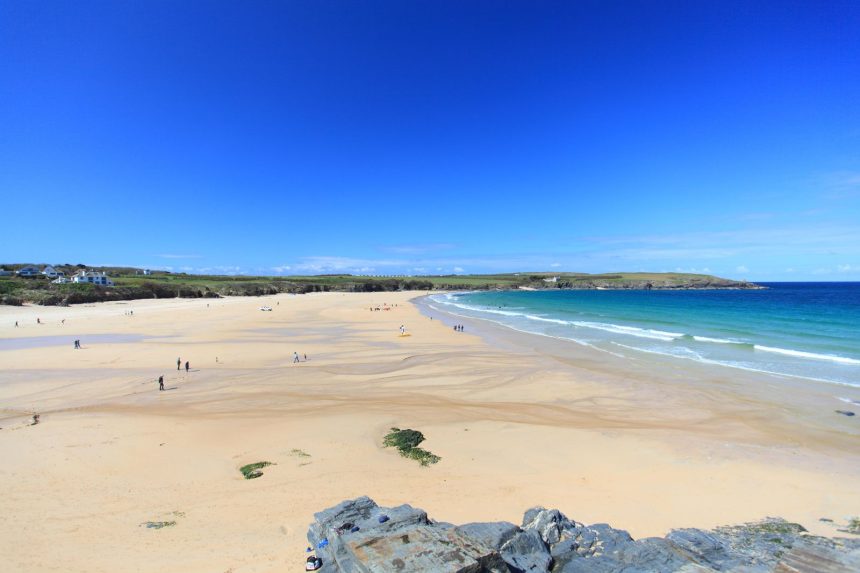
<box><xmin>0</xmin><ymin>264</ymin><xmax>762</xmax><ymax>306</ymax></box>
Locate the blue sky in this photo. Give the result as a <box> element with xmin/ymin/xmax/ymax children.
<box><xmin>1</xmin><ymin>1</ymin><xmax>859</xmax><ymax>280</ymax></box>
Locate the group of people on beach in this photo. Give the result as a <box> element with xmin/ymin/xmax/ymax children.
<box><xmin>73</xmin><ymin>339</ymin><xmax>81</xmax><ymax>349</ymax></box>
<box><xmin>453</xmin><ymin>324</ymin><xmax>465</xmax><ymax>332</ymax></box>
<box><xmin>293</xmin><ymin>352</ymin><xmax>308</xmax><ymax>363</ymax></box>
<box><xmin>158</xmin><ymin>357</ymin><xmax>192</xmax><ymax>391</ymax></box>
<box><xmin>15</xmin><ymin>318</ymin><xmax>65</xmax><ymax>327</ymax></box>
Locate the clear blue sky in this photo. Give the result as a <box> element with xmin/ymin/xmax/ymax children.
<box><xmin>2</xmin><ymin>1</ymin><xmax>859</xmax><ymax>280</ymax></box>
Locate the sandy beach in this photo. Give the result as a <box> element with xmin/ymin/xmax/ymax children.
<box><xmin>1</xmin><ymin>292</ymin><xmax>858</xmax><ymax>573</ymax></box>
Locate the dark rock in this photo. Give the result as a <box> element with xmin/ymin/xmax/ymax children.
<box><xmin>499</xmin><ymin>529</ymin><xmax>551</xmax><ymax>572</ymax></box>
<box><xmin>457</xmin><ymin>522</ymin><xmax>520</xmax><ymax>550</ymax></box>
<box><xmin>773</xmin><ymin>540</ymin><xmax>860</xmax><ymax>573</ymax></box>
<box><xmin>554</xmin><ymin>537</ymin><xmax>696</xmax><ymax>573</ymax></box>
<box><xmin>835</xmin><ymin>410</ymin><xmax>855</xmax><ymax>416</ymax></box>
<box><xmin>667</xmin><ymin>528</ymin><xmax>736</xmax><ymax>568</ymax></box>
<box><xmin>521</xmin><ymin>508</ymin><xmax>581</xmax><ymax>547</ymax></box>
<box><xmin>307</xmin><ymin>499</ymin><xmax>860</xmax><ymax>573</ymax></box>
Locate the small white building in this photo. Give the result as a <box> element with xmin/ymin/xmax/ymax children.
<box><xmin>72</xmin><ymin>270</ymin><xmax>114</xmax><ymax>286</ymax></box>
<box><xmin>16</xmin><ymin>266</ymin><xmax>41</xmax><ymax>277</ymax></box>
<box><xmin>42</xmin><ymin>265</ymin><xmax>64</xmax><ymax>279</ymax></box>
<box><xmin>543</xmin><ymin>276</ymin><xmax>559</xmax><ymax>283</ymax></box>
<box><xmin>52</xmin><ymin>277</ymin><xmax>70</xmax><ymax>284</ymax></box>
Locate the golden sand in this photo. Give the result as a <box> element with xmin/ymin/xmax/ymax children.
<box><xmin>1</xmin><ymin>292</ymin><xmax>858</xmax><ymax>572</ymax></box>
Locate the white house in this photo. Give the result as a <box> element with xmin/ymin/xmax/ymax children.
<box><xmin>72</xmin><ymin>270</ymin><xmax>114</xmax><ymax>286</ymax></box>
<box><xmin>16</xmin><ymin>266</ymin><xmax>41</xmax><ymax>277</ymax></box>
<box><xmin>42</xmin><ymin>265</ymin><xmax>64</xmax><ymax>279</ymax></box>
<box><xmin>543</xmin><ymin>276</ymin><xmax>559</xmax><ymax>283</ymax></box>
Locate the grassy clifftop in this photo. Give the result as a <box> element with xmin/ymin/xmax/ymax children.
<box><xmin>0</xmin><ymin>265</ymin><xmax>761</xmax><ymax>306</ymax></box>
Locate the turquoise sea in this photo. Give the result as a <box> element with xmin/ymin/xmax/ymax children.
<box><xmin>427</xmin><ymin>283</ymin><xmax>860</xmax><ymax>388</ymax></box>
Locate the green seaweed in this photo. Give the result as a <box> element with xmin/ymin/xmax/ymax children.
<box><xmin>290</xmin><ymin>449</ymin><xmax>311</xmax><ymax>458</ymax></box>
<box><xmin>240</xmin><ymin>461</ymin><xmax>273</xmax><ymax>479</ymax></box>
<box><xmin>142</xmin><ymin>521</ymin><xmax>176</xmax><ymax>529</ymax></box>
<box><xmin>383</xmin><ymin>428</ymin><xmax>441</xmax><ymax>466</ymax></box>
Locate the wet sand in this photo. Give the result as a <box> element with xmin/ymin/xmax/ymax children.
<box><xmin>1</xmin><ymin>292</ymin><xmax>858</xmax><ymax>573</ymax></box>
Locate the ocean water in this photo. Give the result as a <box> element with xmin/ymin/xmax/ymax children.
<box><xmin>427</xmin><ymin>283</ymin><xmax>860</xmax><ymax>388</ymax></box>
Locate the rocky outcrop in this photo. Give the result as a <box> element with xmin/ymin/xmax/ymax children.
<box><xmin>306</xmin><ymin>497</ymin><xmax>860</xmax><ymax>573</ymax></box>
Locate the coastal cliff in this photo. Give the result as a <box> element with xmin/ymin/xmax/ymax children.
<box><xmin>306</xmin><ymin>497</ymin><xmax>859</xmax><ymax>573</ymax></box>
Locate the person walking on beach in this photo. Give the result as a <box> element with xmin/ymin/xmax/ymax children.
<box><xmin>185</xmin><ymin>361</ymin><xmax>190</xmax><ymax>372</ymax></box>
<box><xmin>14</xmin><ymin>321</ymin><xmax>18</xmax><ymax>327</ymax></box>
<box><xmin>158</xmin><ymin>375</ymin><xmax>164</xmax><ymax>391</ymax></box>
<box><xmin>293</xmin><ymin>352</ymin><xmax>300</xmax><ymax>363</ymax></box>
<box><xmin>177</xmin><ymin>357</ymin><xmax>181</xmax><ymax>370</ymax></box>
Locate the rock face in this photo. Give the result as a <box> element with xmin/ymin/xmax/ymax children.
<box><xmin>307</xmin><ymin>498</ymin><xmax>860</xmax><ymax>573</ymax></box>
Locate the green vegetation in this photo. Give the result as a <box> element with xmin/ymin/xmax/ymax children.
<box><xmin>383</xmin><ymin>427</ymin><xmax>441</xmax><ymax>467</ymax></box>
<box><xmin>847</xmin><ymin>517</ymin><xmax>860</xmax><ymax>534</ymax></box>
<box><xmin>289</xmin><ymin>448</ymin><xmax>311</xmax><ymax>458</ymax></box>
<box><xmin>239</xmin><ymin>461</ymin><xmax>273</xmax><ymax>479</ymax></box>
<box><xmin>141</xmin><ymin>520</ymin><xmax>176</xmax><ymax>529</ymax></box>
<box><xmin>0</xmin><ymin>263</ymin><xmax>762</xmax><ymax>306</ymax></box>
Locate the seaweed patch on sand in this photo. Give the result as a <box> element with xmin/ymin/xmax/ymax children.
<box><xmin>383</xmin><ymin>427</ymin><xmax>440</xmax><ymax>466</ymax></box>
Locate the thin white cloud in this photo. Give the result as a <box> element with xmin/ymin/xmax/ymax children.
<box><xmin>736</xmin><ymin>265</ymin><xmax>748</xmax><ymax>273</ymax></box>
<box><xmin>821</xmin><ymin>171</ymin><xmax>860</xmax><ymax>199</ymax></box>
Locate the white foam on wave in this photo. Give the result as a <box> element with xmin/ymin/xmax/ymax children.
<box><xmin>425</xmin><ymin>302</ymin><xmax>624</xmax><ymax>357</ymax></box>
<box><xmin>692</xmin><ymin>335</ymin><xmax>745</xmax><ymax>345</ymax></box>
<box><xmin>610</xmin><ymin>342</ymin><xmax>856</xmax><ymax>387</ymax></box>
<box><xmin>754</xmin><ymin>345</ymin><xmax>860</xmax><ymax>365</ymax></box>
<box><xmin>572</xmin><ymin>321</ymin><xmax>682</xmax><ymax>341</ymax></box>
<box><xmin>431</xmin><ymin>295</ymin><xmax>685</xmax><ymax>340</ymax></box>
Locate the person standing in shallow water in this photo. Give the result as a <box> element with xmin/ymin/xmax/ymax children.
<box><xmin>158</xmin><ymin>375</ymin><xmax>164</xmax><ymax>391</ymax></box>
<box><xmin>177</xmin><ymin>357</ymin><xmax>181</xmax><ymax>370</ymax></box>
<box><xmin>185</xmin><ymin>361</ymin><xmax>189</xmax><ymax>372</ymax></box>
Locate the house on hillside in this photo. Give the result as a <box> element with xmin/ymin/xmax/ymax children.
<box><xmin>0</xmin><ymin>269</ymin><xmax>12</xmax><ymax>277</ymax></box>
<box><xmin>42</xmin><ymin>265</ymin><xmax>64</xmax><ymax>279</ymax></box>
<box><xmin>16</xmin><ymin>266</ymin><xmax>41</xmax><ymax>277</ymax></box>
<box><xmin>52</xmin><ymin>277</ymin><xmax>70</xmax><ymax>284</ymax></box>
<box><xmin>543</xmin><ymin>276</ymin><xmax>559</xmax><ymax>283</ymax></box>
<box><xmin>72</xmin><ymin>270</ymin><xmax>114</xmax><ymax>286</ymax></box>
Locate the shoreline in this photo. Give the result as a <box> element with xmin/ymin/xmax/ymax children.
<box><xmin>415</xmin><ymin>293</ymin><xmax>860</xmax><ymax>455</ymax></box>
<box><xmin>1</xmin><ymin>292</ymin><xmax>858</xmax><ymax>572</ymax></box>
